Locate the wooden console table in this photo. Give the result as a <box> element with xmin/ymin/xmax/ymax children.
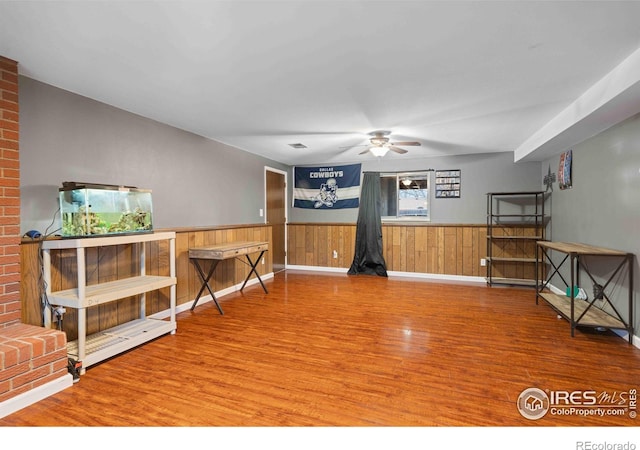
<box><xmin>189</xmin><ymin>241</ymin><xmax>269</xmax><ymax>315</ymax></box>
<box><xmin>536</xmin><ymin>241</ymin><xmax>634</xmax><ymax>343</ymax></box>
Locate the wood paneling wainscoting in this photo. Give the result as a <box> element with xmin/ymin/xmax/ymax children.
<box><xmin>287</xmin><ymin>223</ymin><xmax>357</xmax><ymax>269</ymax></box>
<box><xmin>20</xmin><ymin>225</ymin><xmax>272</xmax><ymax>340</ymax></box>
<box><xmin>289</xmin><ymin>222</ymin><xmax>498</xmax><ymax>278</ymax></box>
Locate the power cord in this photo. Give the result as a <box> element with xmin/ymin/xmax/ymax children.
<box><xmin>25</xmin><ymin>207</ymin><xmax>62</xmax><ymax>328</ymax></box>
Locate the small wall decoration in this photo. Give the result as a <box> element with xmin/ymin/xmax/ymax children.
<box><xmin>558</xmin><ymin>149</ymin><xmax>572</xmax><ymax>190</ymax></box>
<box><xmin>435</xmin><ymin>169</ymin><xmax>461</xmax><ymax>198</ymax></box>
<box><xmin>543</xmin><ymin>165</ymin><xmax>556</xmax><ymax>192</ymax></box>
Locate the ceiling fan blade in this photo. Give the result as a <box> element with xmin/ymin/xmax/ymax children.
<box><xmin>389</xmin><ymin>146</ymin><xmax>408</xmax><ymax>154</ymax></box>
<box><xmin>340</xmin><ymin>144</ymin><xmax>369</xmax><ymax>150</ymax></box>
<box><xmin>359</xmin><ymin>148</ymin><xmax>371</xmax><ymax>155</ymax></box>
<box><xmin>390</xmin><ymin>141</ymin><xmax>421</xmax><ymax>146</ymax></box>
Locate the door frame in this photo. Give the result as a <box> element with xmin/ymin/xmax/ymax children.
<box><xmin>264</xmin><ymin>166</ymin><xmax>288</xmax><ymax>269</ymax></box>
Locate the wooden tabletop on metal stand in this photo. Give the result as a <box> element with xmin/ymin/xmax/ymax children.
<box><xmin>189</xmin><ymin>241</ymin><xmax>269</xmax><ymax>314</ymax></box>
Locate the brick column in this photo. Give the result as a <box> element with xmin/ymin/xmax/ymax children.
<box><xmin>0</xmin><ymin>57</ymin><xmax>21</xmax><ymax>329</ymax></box>
<box><xmin>0</xmin><ymin>57</ymin><xmax>70</xmax><ymax>417</ymax></box>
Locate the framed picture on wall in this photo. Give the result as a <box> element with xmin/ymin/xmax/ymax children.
<box><xmin>558</xmin><ymin>149</ymin><xmax>572</xmax><ymax>190</ymax></box>
<box><xmin>435</xmin><ymin>170</ymin><xmax>461</xmax><ymax>198</ymax></box>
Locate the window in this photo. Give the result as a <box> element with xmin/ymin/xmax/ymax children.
<box><xmin>380</xmin><ymin>172</ymin><xmax>430</xmax><ymax>220</ymax></box>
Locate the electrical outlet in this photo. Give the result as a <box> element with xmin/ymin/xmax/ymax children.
<box><xmin>333</xmin><ymin>250</ymin><xmax>338</xmax><ymax>259</ymax></box>
<box><xmin>480</xmin><ymin>258</ymin><xmax>487</xmax><ymax>266</ymax></box>
<box><xmin>259</xmin><ymin>209</ymin><xmax>264</xmax><ymax>217</ymax></box>
<box><xmin>262</xmin><ymin>257</ymin><xmax>265</xmax><ymax>265</ymax></box>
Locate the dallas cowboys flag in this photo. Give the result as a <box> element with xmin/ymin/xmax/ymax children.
<box><xmin>294</xmin><ymin>164</ymin><xmax>362</xmax><ymax>209</ymax></box>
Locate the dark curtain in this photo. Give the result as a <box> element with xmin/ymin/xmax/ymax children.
<box><xmin>348</xmin><ymin>172</ymin><xmax>388</xmax><ymax>277</ymax></box>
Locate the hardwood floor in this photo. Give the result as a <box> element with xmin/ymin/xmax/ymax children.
<box><xmin>2</xmin><ymin>270</ymin><xmax>640</xmax><ymax>427</ymax></box>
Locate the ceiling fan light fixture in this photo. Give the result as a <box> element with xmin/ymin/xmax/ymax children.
<box><xmin>370</xmin><ymin>146</ymin><xmax>388</xmax><ymax>157</ymax></box>
<box><xmin>370</xmin><ymin>136</ymin><xmax>389</xmax><ymax>146</ymax></box>
<box><xmin>350</xmin><ymin>131</ymin><xmax>420</xmax><ymax>158</ymax></box>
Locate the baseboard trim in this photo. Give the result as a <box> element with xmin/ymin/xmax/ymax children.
<box><xmin>0</xmin><ymin>373</ymin><xmax>73</xmax><ymax>419</ymax></box>
<box><xmin>285</xmin><ymin>265</ymin><xmax>348</xmax><ymax>274</ymax></box>
<box><xmin>285</xmin><ymin>264</ymin><xmax>486</xmax><ymax>284</ymax></box>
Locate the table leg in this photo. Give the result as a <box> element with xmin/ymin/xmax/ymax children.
<box><xmin>240</xmin><ymin>251</ymin><xmax>268</xmax><ymax>293</ymax></box>
<box><xmin>191</xmin><ymin>259</ymin><xmax>224</xmax><ymax>315</ymax></box>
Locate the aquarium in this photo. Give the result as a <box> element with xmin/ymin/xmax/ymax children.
<box><xmin>59</xmin><ymin>182</ymin><xmax>153</xmax><ymax>237</ymax></box>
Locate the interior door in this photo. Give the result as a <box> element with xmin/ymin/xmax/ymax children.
<box><xmin>266</xmin><ymin>169</ymin><xmax>286</xmax><ymax>273</ymax></box>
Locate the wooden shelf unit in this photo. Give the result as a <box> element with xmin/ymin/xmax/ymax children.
<box><xmin>42</xmin><ymin>231</ymin><xmax>177</xmax><ymax>373</ymax></box>
<box><xmin>536</xmin><ymin>241</ymin><xmax>634</xmax><ymax>343</ymax></box>
<box><xmin>486</xmin><ymin>191</ymin><xmax>546</xmax><ymax>287</ymax></box>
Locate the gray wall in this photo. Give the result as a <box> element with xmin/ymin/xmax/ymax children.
<box><xmin>542</xmin><ymin>112</ymin><xmax>640</xmax><ymax>340</ymax></box>
<box><xmin>289</xmin><ymin>151</ymin><xmax>542</xmax><ymax>224</ymax></box>
<box><xmin>19</xmin><ymin>77</ymin><xmax>288</xmax><ymax>234</ymax></box>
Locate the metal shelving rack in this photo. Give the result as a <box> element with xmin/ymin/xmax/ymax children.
<box><xmin>486</xmin><ymin>191</ymin><xmax>546</xmax><ymax>287</ymax></box>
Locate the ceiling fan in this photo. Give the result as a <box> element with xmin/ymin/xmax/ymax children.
<box><xmin>356</xmin><ymin>131</ymin><xmax>421</xmax><ymax>157</ymax></box>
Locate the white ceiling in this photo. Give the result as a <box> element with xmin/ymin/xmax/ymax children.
<box><xmin>2</xmin><ymin>1</ymin><xmax>640</xmax><ymax>166</ymax></box>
